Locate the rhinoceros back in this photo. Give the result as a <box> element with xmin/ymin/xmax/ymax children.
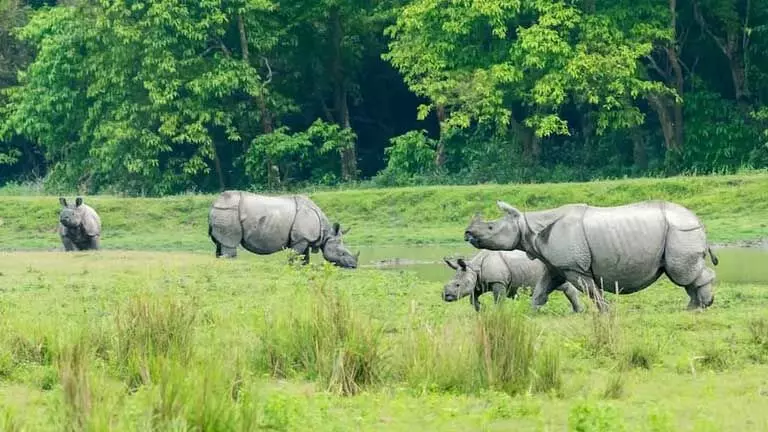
<box><xmin>582</xmin><ymin>201</ymin><xmax>669</xmax><ymax>292</ymax></box>
<box><xmin>481</xmin><ymin>250</ymin><xmax>544</xmax><ymax>288</ymax></box>
<box><xmin>238</xmin><ymin>193</ymin><xmax>299</xmax><ymax>254</ymax></box>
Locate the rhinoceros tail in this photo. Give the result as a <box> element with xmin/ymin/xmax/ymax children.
<box><xmin>707</xmin><ymin>246</ymin><xmax>719</xmax><ymax>266</ymax></box>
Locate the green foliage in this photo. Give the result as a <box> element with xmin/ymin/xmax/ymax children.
<box><xmin>568</xmin><ymin>400</ymin><xmax>626</xmax><ymax>431</ymax></box>
<box><xmin>0</xmin><ymin>0</ymin><xmax>767</xmax><ymax>194</ymax></box>
<box><xmin>376</xmin><ymin>130</ymin><xmax>438</xmax><ymax>185</ymax></box>
<box><xmin>384</xmin><ymin>0</ymin><xmax>666</xmax><ymax>136</ymax></box>
<box><xmin>244</xmin><ymin>119</ymin><xmax>356</xmax><ymax>187</ymax></box>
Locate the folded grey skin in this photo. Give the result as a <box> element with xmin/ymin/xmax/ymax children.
<box><xmin>208</xmin><ymin>190</ymin><xmax>359</xmax><ymax>268</ymax></box>
<box><xmin>464</xmin><ymin>200</ymin><xmax>718</xmax><ymax>312</ymax></box>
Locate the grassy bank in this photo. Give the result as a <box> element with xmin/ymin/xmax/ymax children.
<box><xmin>1</xmin><ymin>250</ymin><xmax>768</xmax><ymax>430</ymax></box>
<box><xmin>0</xmin><ymin>173</ymin><xmax>766</xmax><ymax>252</ymax></box>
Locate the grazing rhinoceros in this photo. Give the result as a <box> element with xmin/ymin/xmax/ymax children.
<box><xmin>463</xmin><ymin>200</ymin><xmax>719</xmax><ymax>313</ymax></box>
<box><xmin>58</xmin><ymin>196</ymin><xmax>102</xmax><ymax>251</ymax></box>
<box><xmin>208</xmin><ymin>190</ymin><xmax>359</xmax><ymax>268</ymax></box>
<box><xmin>442</xmin><ymin>249</ymin><xmax>584</xmax><ymax>313</ymax></box>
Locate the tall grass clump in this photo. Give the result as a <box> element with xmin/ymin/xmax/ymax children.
<box><xmin>749</xmin><ymin>316</ymin><xmax>768</xmax><ymax>357</ymax></box>
<box><xmin>0</xmin><ymin>406</ymin><xmax>24</xmax><ymax>432</ymax></box>
<box><xmin>256</xmin><ymin>264</ymin><xmax>385</xmax><ymax>395</ymax></box>
<box><xmin>147</xmin><ymin>356</ymin><xmax>259</xmax><ymax>430</ymax></box>
<box><xmin>57</xmin><ymin>337</ymin><xmax>94</xmax><ymax>431</ymax></box>
<box><xmin>400</xmin><ymin>301</ymin><xmax>562</xmax><ymax>396</ymax></box>
<box><xmin>111</xmin><ymin>294</ymin><xmax>197</xmax><ymax>389</ymax></box>
<box><xmin>476</xmin><ymin>303</ymin><xmax>559</xmax><ymax>395</ymax></box>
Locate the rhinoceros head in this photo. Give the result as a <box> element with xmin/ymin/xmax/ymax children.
<box><xmin>463</xmin><ymin>201</ymin><xmax>523</xmax><ymax>251</ymax></box>
<box><xmin>322</xmin><ymin>222</ymin><xmax>360</xmax><ymax>269</ymax></box>
<box><xmin>59</xmin><ymin>196</ymin><xmax>85</xmax><ymax>228</ymax></box>
<box><xmin>442</xmin><ymin>257</ymin><xmax>479</xmax><ymax>302</ymax></box>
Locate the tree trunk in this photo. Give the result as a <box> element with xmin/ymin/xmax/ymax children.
<box><xmin>510</xmin><ymin>114</ymin><xmax>539</xmax><ymax>165</ymax></box>
<box><xmin>238</xmin><ymin>13</ymin><xmax>278</xmax><ymax>187</ymax></box>
<box><xmin>434</xmin><ymin>104</ymin><xmax>446</xmax><ymax>168</ymax></box>
<box><xmin>645</xmin><ymin>0</ymin><xmax>685</xmax><ymax>153</ymax></box>
<box><xmin>666</xmin><ymin>45</ymin><xmax>685</xmax><ymax>149</ymax></box>
<box><xmin>631</xmin><ymin>128</ymin><xmax>648</xmax><ymax>170</ymax></box>
<box><xmin>330</xmin><ymin>6</ymin><xmax>357</xmax><ymax>181</ymax></box>
<box><xmin>647</xmin><ymin>94</ymin><xmax>678</xmax><ymax>152</ymax></box>
<box><xmin>692</xmin><ymin>0</ymin><xmax>751</xmax><ymax>104</ymax></box>
<box><xmin>211</xmin><ymin>142</ymin><xmax>226</xmax><ymax>191</ymax></box>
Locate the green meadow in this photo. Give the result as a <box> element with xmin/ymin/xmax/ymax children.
<box><xmin>1</xmin><ymin>173</ymin><xmax>768</xmax><ymax>430</ymax></box>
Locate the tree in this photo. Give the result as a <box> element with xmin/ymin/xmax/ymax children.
<box><xmin>383</xmin><ymin>0</ymin><xmax>667</xmax><ymax>166</ymax></box>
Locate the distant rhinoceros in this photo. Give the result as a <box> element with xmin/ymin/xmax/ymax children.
<box><xmin>208</xmin><ymin>190</ymin><xmax>359</xmax><ymax>268</ymax></box>
<box><xmin>58</xmin><ymin>196</ymin><xmax>102</xmax><ymax>251</ymax></box>
<box><xmin>464</xmin><ymin>200</ymin><xmax>719</xmax><ymax>312</ymax></box>
<box><xmin>442</xmin><ymin>250</ymin><xmax>584</xmax><ymax>313</ymax></box>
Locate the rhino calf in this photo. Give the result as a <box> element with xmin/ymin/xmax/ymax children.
<box><xmin>58</xmin><ymin>196</ymin><xmax>102</xmax><ymax>251</ymax></box>
<box><xmin>442</xmin><ymin>250</ymin><xmax>584</xmax><ymax>313</ymax></box>
<box><xmin>208</xmin><ymin>190</ymin><xmax>359</xmax><ymax>268</ymax></box>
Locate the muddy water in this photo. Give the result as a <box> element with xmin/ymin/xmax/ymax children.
<box><xmin>359</xmin><ymin>244</ymin><xmax>768</xmax><ymax>285</ymax></box>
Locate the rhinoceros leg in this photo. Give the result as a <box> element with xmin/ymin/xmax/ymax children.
<box><xmin>88</xmin><ymin>236</ymin><xmax>100</xmax><ymax>250</ymax></box>
<box><xmin>61</xmin><ymin>236</ymin><xmax>76</xmax><ymax>252</ymax></box>
<box><xmin>470</xmin><ymin>290</ymin><xmax>482</xmax><ymax>312</ymax></box>
<box><xmin>531</xmin><ymin>269</ymin><xmax>568</xmax><ymax>311</ymax></box>
<box><xmin>555</xmin><ymin>282</ymin><xmax>584</xmax><ymax>313</ymax></box>
<box><xmin>287</xmin><ymin>239</ymin><xmax>310</xmax><ymax>265</ymax></box>
<box><xmin>566</xmin><ymin>272</ymin><xmax>609</xmax><ymax>313</ymax></box>
<box><xmin>490</xmin><ymin>282</ymin><xmax>508</xmax><ymax>304</ymax></box>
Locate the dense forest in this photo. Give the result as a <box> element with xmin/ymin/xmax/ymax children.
<box><xmin>0</xmin><ymin>0</ymin><xmax>767</xmax><ymax>195</ymax></box>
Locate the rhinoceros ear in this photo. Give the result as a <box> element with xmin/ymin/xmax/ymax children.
<box><xmin>75</xmin><ymin>196</ymin><xmax>83</xmax><ymax>207</ymax></box>
<box><xmin>332</xmin><ymin>222</ymin><xmax>341</xmax><ymax>236</ymax></box>
<box><xmin>59</xmin><ymin>197</ymin><xmax>68</xmax><ymax>207</ymax></box>
<box><xmin>443</xmin><ymin>258</ymin><xmax>458</xmax><ymax>270</ymax></box>
<box><xmin>497</xmin><ymin>201</ymin><xmax>521</xmax><ymax>218</ymax></box>
<box><xmin>457</xmin><ymin>258</ymin><xmax>468</xmax><ymax>271</ymax></box>
<box><xmin>341</xmin><ymin>226</ymin><xmax>351</xmax><ymax>235</ymax></box>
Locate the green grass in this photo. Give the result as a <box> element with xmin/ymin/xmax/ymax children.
<box><xmin>1</xmin><ymin>173</ymin><xmax>767</xmax><ymax>251</ymax></box>
<box><xmin>1</xmin><ymin>250</ymin><xmax>768</xmax><ymax>430</ymax></box>
<box><xmin>1</xmin><ymin>173</ymin><xmax>768</xmax><ymax>430</ymax></box>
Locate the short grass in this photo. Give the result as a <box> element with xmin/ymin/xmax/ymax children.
<box><xmin>1</xmin><ymin>250</ymin><xmax>768</xmax><ymax>431</ymax></box>
<box><xmin>0</xmin><ymin>173</ymin><xmax>766</xmax><ymax>251</ymax></box>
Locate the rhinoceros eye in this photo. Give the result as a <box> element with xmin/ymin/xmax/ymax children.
<box><xmin>488</xmin><ymin>225</ymin><xmax>493</xmax><ymax>230</ymax></box>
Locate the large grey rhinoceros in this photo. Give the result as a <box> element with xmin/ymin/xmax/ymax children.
<box><xmin>208</xmin><ymin>190</ymin><xmax>359</xmax><ymax>268</ymax></box>
<box><xmin>463</xmin><ymin>200</ymin><xmax>719</xmax><ymax>313</ymax></box>
<box><xmin>442</xmin><ymin>249</ymin><xmax>584</xmax><ymax>313</ymax></box>
<box><xmin>58</xmin><ymin>196</ymin><xmax>102</xmax><ymax>251</ymax></box>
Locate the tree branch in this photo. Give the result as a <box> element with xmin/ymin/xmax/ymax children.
<box><xmin>692</xmin><ymin>1</ymin><xmax>731</xmax><ymax>57</ymax></box>
<box><xmin>645</xmin><ymin>54</ymin><xmax>670</xmax><ymax>81</ymax></box>
<box><xmin>219</xmin><ymin>41</ymin><xmax>231</xmax><ymax>57</ymax></box>
<box><xmin>262</xmin><ymin>57</ymin><xmax>272</xmax><ymax>85</ymax></box>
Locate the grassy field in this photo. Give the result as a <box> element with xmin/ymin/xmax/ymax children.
<box><xmin>0</xmin><ymin>173</ymin><xmax>767</xmax><ymax>251</ymax></box>
<box><xmin>0</xmin><ymin>173</ymin><xmax>768</xmax><ymax>430</ymax></box>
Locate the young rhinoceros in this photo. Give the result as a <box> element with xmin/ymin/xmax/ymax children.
<box><xmin>208</xmin><ymin>190</ymin><xmax>359</xmax><ymax>268</ymax></box>
<box><xmin>58</xmin><ymin>196</ymin><xmax>102</xmax><ymax>251</ymax></box>
<box><xmin>442</xmin><ymin>250</ymin><xmax>584</xmax><ymax>313</ymax></box>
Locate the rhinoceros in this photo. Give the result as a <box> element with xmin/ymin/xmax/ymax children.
<box><xmin>442</xmin><ymin>249</ymin><xmax>584</xmax><ymax>313</ymax></box>
<box><xmin>58</xmin><ymin>196</ymin><xmax>102</xmax><ymax>251</ymax></box>
<box><xmin>208</xmin><ymin>190</ymin><xmax>359</xmax><ymax>268</ymax></box>
<box><xmin>463</xmin><ymin>200</ymin><xmax>719</xmax><ymax>312</ymax></box>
